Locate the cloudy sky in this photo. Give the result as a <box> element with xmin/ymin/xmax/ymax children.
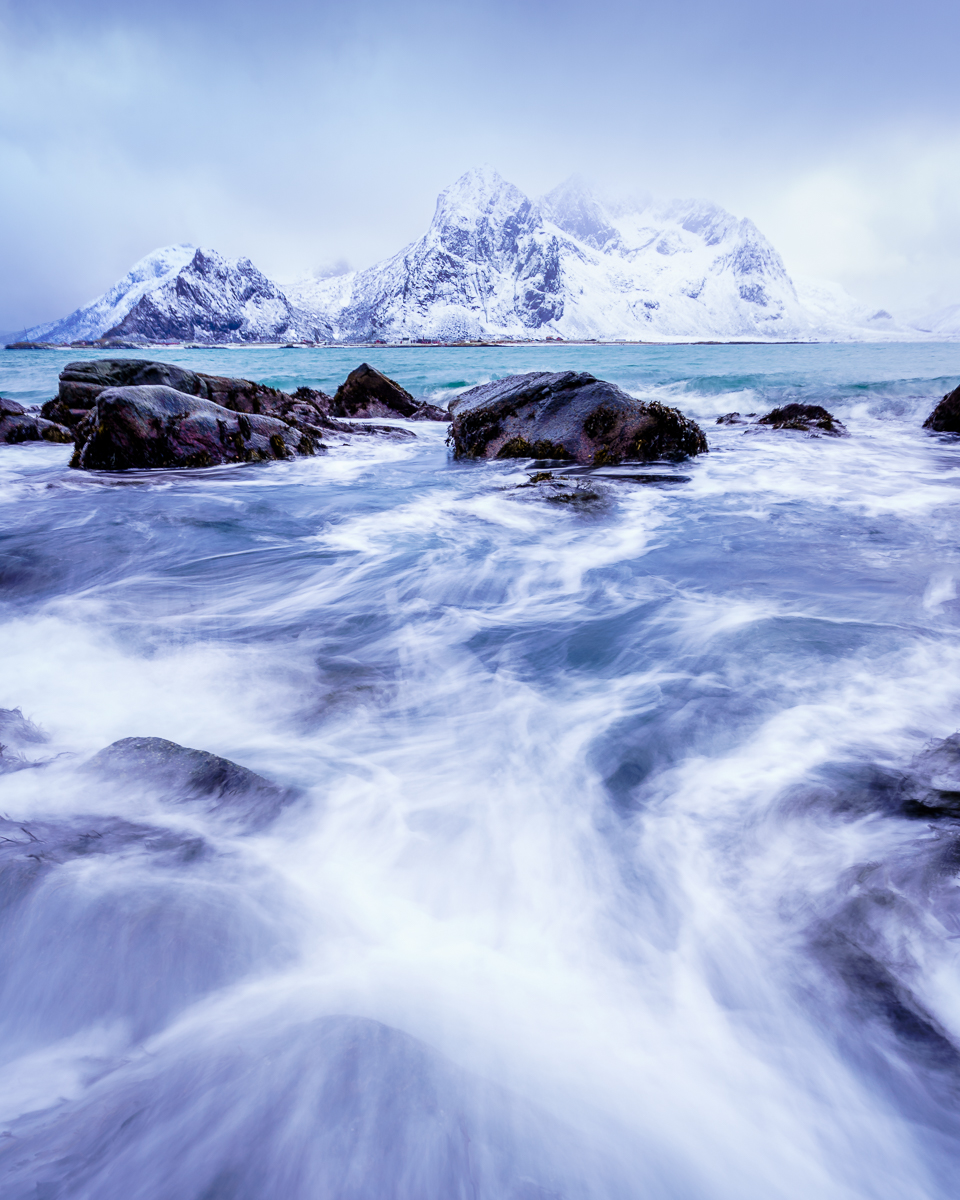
<box><xmin>1</xmin><ymin>0</ymin><xmax>958</xmax><ymax>331</ymax></box>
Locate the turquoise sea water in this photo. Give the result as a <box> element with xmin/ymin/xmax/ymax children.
<box><xmin>2</xmin><ymin>343</ymin><xmax>960</xmax><ymax>1199</ymax></box>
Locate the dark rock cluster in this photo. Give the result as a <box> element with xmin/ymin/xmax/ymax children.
<box><xmin>716</xmin><ymin>403</ymin><xmax>847</xmax><ymax>436</ymax></box>
<box><xmin>0</xmin><ymin>395</ymin><xmax>71</xmax><ymax>444</ymax></box>
<box><xmin>11</xmin><ymin>357</ymin><xmax>440</xmax><ymax>471</ymax></box>
<box><xmin>448</xmin><ymin>371</ymin><xmax>708</xmax><ymax>464</ymax></box>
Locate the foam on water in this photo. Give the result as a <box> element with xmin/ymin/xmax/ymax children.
<box><xmin>2</xmin><ymin>344</ymin><xmax>960</xmax><ymax>1198</ymax></box>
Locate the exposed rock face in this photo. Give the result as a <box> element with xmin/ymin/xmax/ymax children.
<box><xmin>70</xmin><ymin>385</ymin><xmax>317</xmax><ymax>470</ymax></box>
<box><xmin>0</xmin><ymin>395</ymin><xmax>72</xmax><ymax>444</ymax></box>
<box><xmin>923</xmin><ymin>385</ymin><xmax>960</xmax><ymax>433</ymax></box>
<box><xmin>757</xmin><ymin>403</ymin><xmax>847</xmax><ymax>435</ymax></box>
<box><xmin>448</xmin><ymin>371</ymin><xmax>708</xmax><ymax>464</ymax></box>
<box><xmin>86</xmin><ymin>736</ymin><xmax>295</xmax><ymax>829</ymax></box>
<box><xmin>331</xmin><ymin>363</ymin><xmax>448</xmax><ymax>420</ymax></box>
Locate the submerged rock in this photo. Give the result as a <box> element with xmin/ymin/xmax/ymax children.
<box><xmin>449</xmin><ymin>370</ymin><xmax>708</xmax><ymax>464</ymax></box>
<box><xmin>86</xmin><ymin>736</ymin><xmax>296</xmax><ymax>829</ymax></box>
<box><xmin>756</xmin><ymin>403</ymin><xmax>847</xmax><ymax>436</ymax></box>
<box><xmin>0</xmin><ymin>396</ymin><xmax>72</xmax><ymax>444</ymax></box>
<box><xmin>70</xmin><ymin>385</ymin><xmax>317</xmax><ymax>470</ymax></box>
<box><xmin>923</xmin><ymin>384</ymin><xmax>960</xmax><ymax>433</ymax></box>
<box><xmin>0</xmin><ymin>706</ymin><xmax>50</xmax><ymax>774</ymax></box>
<box><xmin>332</xmin><ymin>363</ymin><xmax>448</xmax><ymax>420</ymax></box>
<box><xmin>899</xmin><ymin>733</ymin><xmax>960</xmax><ymax>819</ymax></box>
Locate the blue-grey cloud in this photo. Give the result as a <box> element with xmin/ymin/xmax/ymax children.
<box><xmin>2</xmin><ymin>0</ymin><xmax>959</xmax><ymax>329</ymax></box>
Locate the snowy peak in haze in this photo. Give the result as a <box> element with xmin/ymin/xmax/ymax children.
<box><xmin>291</xmin><ymin>170</ymin><xmax>815</xmax><ymax>341</ymax></box>
<box><xmin>26</xmin><ymin>244</ymin><xmax>198</xmax><ymax>344</ymax></box>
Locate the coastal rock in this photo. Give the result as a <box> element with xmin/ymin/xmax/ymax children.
<box><xmin>86</xmin><ymin>736</ymin><xmax>296</xmax><ymax>829</ymax></box>
<box><xmin>757</xmin><ymin>403</ymin><xmax>847</xmax><ymax>435</ymax></box>
<box><xmin>923</xmin><ymin>384</ymin><xmax>960</xmax><ymax>433</ymax></box>
<box><xmin>0</xmin><ymin>396</ymin><xmax>72</xmax><ymax>444</ymax></box>
<box><xmin>70</xmin><ymin>385</ymin><xmax>316</xmax><ymax>470</ymax></box>
<box><xmin>448</xmin><ymin>370</ymin><xmax>708</xmax><ymax>464</ymax></box>
<box><xmin>332</xmin><ymin>363</ymin><xmax>448</xmax><ymax>420</ymax></box>
<box><xmin>899</xmin><ymin>733</ymin><xmax>960</xmax><ymax>819</ymax></box>
<box><xmin>44</xmin><ymin>359</ymin><xmax>406</xmax><ymax>445</ymax></box>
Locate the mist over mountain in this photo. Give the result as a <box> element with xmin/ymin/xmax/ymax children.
<box><xmin>23</xmin><ymin>170</ymin><xmax>920</xmax><ymax>345</ymax></box>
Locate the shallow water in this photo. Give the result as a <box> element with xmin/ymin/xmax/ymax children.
<box><xmin>2</xmin><ymin>343</ymin><xmax>960</xmax><ymax>1198</ymax></box>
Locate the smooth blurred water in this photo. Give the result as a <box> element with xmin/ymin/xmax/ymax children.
<box><xmin>2</xmin><ymin>343</ymin><xmax>960</xmax><ymax>1198</ymax></box>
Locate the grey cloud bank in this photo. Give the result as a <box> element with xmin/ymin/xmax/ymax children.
<box><xmin>1</xmin><ymin>0</ymin><xmax>959</xmax><ymax>331</ymax></box>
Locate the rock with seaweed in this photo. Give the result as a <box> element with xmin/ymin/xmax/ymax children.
<box><xmin>448</xmin><ymin>371</ymin><xmax>707</xmax><ymax>464</ymax></box>
<box><xmin>0</xmin><ymin>396</ymin><xmax>72</xmax><ymax>445</ymax></box>
<box><xmin>756</xmin><ymin>403</ymin><xmax>847</xmax><ymax>435</ymax></box>
<box><xmin>70</xmin><ymin>385</ymin><xmax>317</xmax><ymax>471</ymax></box>
<box><xmin>923</xmin><ymin>384</ymin><xmax>960</xmax><ymax>433</ymax></box>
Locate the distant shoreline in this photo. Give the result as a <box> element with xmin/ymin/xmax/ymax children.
<box><xmin>2</xmin><ymin>338</ymin><xmax>935</xmax><ymax>351</ymax></box>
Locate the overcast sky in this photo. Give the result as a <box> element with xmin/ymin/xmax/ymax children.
<box><xmin>2</xmin><ymin>0</ymin><xmax>959</xmax><ymax>330</ymax></box>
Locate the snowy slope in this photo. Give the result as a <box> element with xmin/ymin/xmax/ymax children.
<box><xmin>906</xmin><ymin>303</ymin><xmax>960</xmax><ymax>338</ymax></box>
<box><xmin>103</xmin><ymin>248</ymin><xmax>328</xmax><ymax>344</ymax></box>
<box><xmin>289</xmin><ymin>170</ymin><xmax>910</xmax><ymax>342</ymax></box>
<box><xmin>25</xmin><ymin>245</ymin><xmax>198</xmax><ymax>344</ymax></box>
<box><xmin>25</xmin><ymin>246</ymin><xmax>328</xmax><ymax>345</ymax></box>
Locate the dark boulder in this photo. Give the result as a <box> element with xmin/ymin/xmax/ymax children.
<box><xmin>756</xmin><ymin>403</ymin><xmax>847</xmax><ymax>436</ymax></box>
<box><xmin>923</xmin><ymin>384</ymin><xmax>960</xmax><ymax>433</ymax></box>
<box><xmin>85</xmin><ymin>736</ymin><xmax>296</xmax><ymax>829</ymax></box>
<box><xmin>70</xmin><ymin>385</ymin><xmax>317</xmax><ymax>470</ymax></box>
<box><xmin>332</xmin><ymin>363</ymin><xmax>448</xmax><ymax>420</ymax></box>
<box><xmin>448</xmin><ymin>371</ymin><xmax>708</xmax><ymax>464</ymax></box>
<box><xmin>0</xmin><ymin>396</ymin><xmax>72</xmax><ymax>445</ymax></box>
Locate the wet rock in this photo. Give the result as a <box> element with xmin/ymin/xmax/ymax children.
<box><xmin>332</xmin><ymin>363</ymin><xmax>448</xmax><ymax>420</ymax></box>
<box><xmin>716</xmin><ymin>411</ymin><xmax>755</xmax><ymax>425</ymax></box>
<box><xmin>85</xmin><ymin>735</ymin><xmax>296</xmax><ymax>829</ymax></box>
<box><xmin>45</xmin><ymin>358</ymin><xmax>411</xmax><ymax>443</ymax></box>
<box><xmin>0</xmin><ymin>395</ymin><xmax>72</xmax><ymax>444</ymax></box>
<box><xmin>898</xmin><ymin>733</ymin><xmax>960</xmax><ymax>819</ymax></box>
<box><xmin>756</xmin><ymin>403</ymin><xmax>847</xmax><ymax>436</ymax></box>
<box><xmin>70</xmin><ymin>385</ymin><xmax>317</xmax><ymax>470</ymax></box>
<box><xmin>449</xmin><ymin>371</ymin><xmax>708</xmax><ymax>464</ymax></box>
<box><xmin>923</xmin><ymin>384</ymin><xmax>960</xmax><ymax>433</ymax></box>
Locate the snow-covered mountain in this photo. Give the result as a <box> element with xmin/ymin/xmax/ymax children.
<box><xmin>25</xmin><ymin>247</ymin><xmax>329</xmax><ymax>345</ymax></box>
<box><xmin>288</xmin><ymin>169</ymin><xmax>902</xmax><ymax>342</ymax></box>
<box><xmin>23</xmin><ymin>169</ymin><xmax>924</xmax><ymax>345</ymax></box>
<box><xmin>26</xmin><ymin>245</ymin><xmax>198</xmax><ymax>344</ymax></box>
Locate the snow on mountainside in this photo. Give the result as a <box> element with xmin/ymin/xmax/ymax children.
<box><xmin>24</xmin><ymin>168</ymin><xmax>929</xmax><ymax>345</ymax></box>
<box><xmin>25</xmin><ymin>247</ymin><xmax>329</xmax><ymax>345</ymax></box>
<box><xmin>907</xmin><ymin>302</ymin><xmax>960</xmax><ymax>338</ymax></box>
<box><xmin>289</xmin><ymin>168</ymin><xmax>907</xmax><ymax>342</ymax></box>
<box><xmin>26</xmin><ymin>245</ymin><xmax>198</xmax><ymax>344</ymax></box>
